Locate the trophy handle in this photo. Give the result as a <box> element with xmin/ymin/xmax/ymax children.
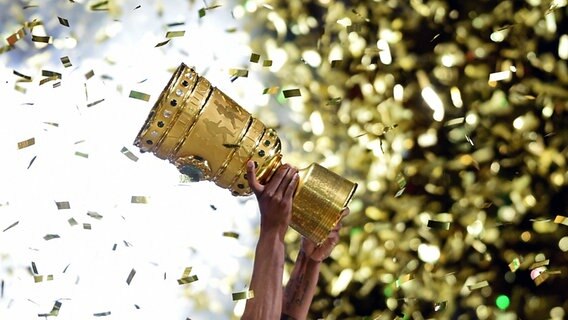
<box><xmin>175</xmin><ymin>155</ymin><xmax>212</xmax><ymax>182</ymax></box>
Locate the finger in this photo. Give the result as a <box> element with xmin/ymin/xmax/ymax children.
<box><xmin>277</xmin><ymin>166</ymin><xmax>297</xmax><ymax>197</ymax></box>
<box><xmin>264</xmin><ymin>165</ymin><xmax>289</xmax><ymax>196</ymax></box>
<box><xmin>283</xmin><ymin>171</ymin><xmax>299</xmax><ymax>200</ymax></box>
<box><xmin>340</xmin><ymin>207</ymin><xmax>351</xmax><ymax>219</ymax></box>
<box><xmin>246</xmin><ymin>160</ymin><xmax>264</xmax><ymax>195</ymax></box>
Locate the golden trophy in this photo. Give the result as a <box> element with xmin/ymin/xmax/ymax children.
<box><xmin>133</xmin><ymin>63</ymin><xmax>357</xmax><ymax>244</ymax></box>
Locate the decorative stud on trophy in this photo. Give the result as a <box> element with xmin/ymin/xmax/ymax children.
<box><xmin>134</xmin><ymin>63</ymin><xmax>357</xmax><ymax>244</ymax></box>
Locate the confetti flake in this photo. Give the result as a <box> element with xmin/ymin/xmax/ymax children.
<box><xmin>7</xmin><ymin>27</ymin><xmax>26</xmax><ymax>46</ymax></box>
<box><xmin>165</xmin><ymin>31</ymin><xmax>185</xmax><ymax>38</ymax></box>
<box><xmin>121</xmin><ymin>147</ymin><xmax>139</xmax><ymax>162</ymax></box>
<box><xmin>85</xmin><ymin>69</ymin><xmax>95</xmax><ymax>80</ymax></box>
<box><xmin>131</xmin><ymin>196</ymin><xmax>149</xmax><ymax>204</ymax></box>
<box><xmin>222</xmin><ymin>231</ymin><xmax>239</xmax><ymax>239</ymax></box>
<box><xmin>533</xmin><ymin>272</ymin><xmax>549</xmax><ymax>286</ymax></box>
<box><xmin>154</xmin><ymin>39</ymin><xmax>171</xmax><ymax>47</ymax></box>
<box><xmin>39</xmin><ymin>76</ymin><xmax>58</xmax><ymax>86</ymax></box>
<box><xmin>83</xmin><ymin>223</ymin><xmax>91</xmax><ymax>230</ymax></box>
<box><xmin>94</xmin><ymin>311</ymin><xmax>111</xmax><ymax>317</ymax></box>
<box><xmin>394</xmin><ymin>173</ymin><xmax>406</xmax><ymax>198</ymax></box>
<box><xmin>56</xmin><ymin>201</ymin><xmax>70</xmax><ymax>210</ymax></box>
<box><xmin>283</xmin><ymin>89</ymin><xmax>301</xmax><ymax>98</ymax></box>
<box><xmin>3</xmin><ymin>221</ymin><xmax>19</xmax><ymax>232</ymax></box>
<box><xmin>87</xmin><ymin>211</ymin><xmax>103</xmax><ymax>220</ymax></box>
<box><xmin>554</xmin><ymin>215</ymin><xmax>568</xmax><ymax>226</ymax></box>
<box><xmin>330</xmin><ymin>60</ymin><xmax>343</xmax><ymax>68</ymax></box>
<box><xmin>68</xmin><ymin>218</ymin><xmax>78</xmax><ymax>226</ymax></box>
<box><xmin>508</xmin><ymin>257</ymin><xmax>523</xmax><ymax>272</ymax></box>
<box><xmin>31</xmin><ymin>35</ymin><xmax>51</xmax><ymax>43</ymax></box>
<box><xmin>32</xmin><ymin>262</ymin><xmax>39</xmax><ymax>274</ymax></box>
<box><xmin>129</xmin><ymin>90</ymin><xmax>151</xmax><ymax>102</ymax></box>
<box><xmin>262</xmin><ymin>60</ymin><xmax>273</xmax><ymax>67</ymax></box>
<box><xmin>529</xmin><ymin>259</ymin><xmax>549</xmax><ymax>270</ymax></box>
<box><xmin>18</xmin><ymin>137</ymin><xmax>35</xmax><ymax>149</ymax></box>
<box><xmin>43</xmin><ymin>234</ymin><xmax>60</xmax><ymax>241</ymax></box>
<box><xmin>467</xmin><ymin>280</ymin><xmax>489</xmax><ymax>290</ymax></box>
<box><xmin>229</xmin><ymin>69</ymin><xmax>249</xmax><ymax>78</ymax></box>
<box><xmin>87</xmin><ymin>98</ymin><xmax>105</xmax><ymax>108</ymax></box>
<box><xmin>488</xmin><ymin>70</ymin><xmax>512</xmax><ymax>83</ymax></box>
<box><xmin>90</xmin><ymin>0</ymin><xmax>109</xmax><ymax>11</ymax></box>
<box><xmin>13</xmin><ymin>70</ymin><xmax>32</xmax><ymax>81</ymax></box>
<box><xmin>177</xmin><ymin>267</ymin><xmax>199</xmax><ymax>285</ymax></box>
<box><xmin>75</xmin><ymin>151</ymin><xmax>89</xmax><ymax>158</ymax></box>
<box><xmin>223</xmin><ymin>143</ymin><xmax>240</xmax><ymax>149</ymax></box>
<box><xmin>126</xmin><ymin>269</ymin><xmax>136</xmax><ymax>285</ymax></box>
<box><xmin>38</xmin><ymin>301</ymin><xmax>62</xmax><ymax>317</ymax></box>
<box><xmin>250</xmin><ymin>53</ymin><xmax>261</xmax><ymax>63</ymax></box>
<box><xmin>60</xmin><ymin>56</ymin><xmax>72</xmax><ymax>68</ymax></box>
<box><xmin>58</xmin><ymin>16</ymin><xmax>70</xmax><ymax>27</ymax></box>
<box><xmin>42</xmin><ymin>70</ymin><xmax>61</xmax><ymax>79</ymax></box>
<box><xmin>395</xmin><ymin>274</ymin><xmax>414</xmax><ymax>287</ymax></box>
<box><xmin>434</xmin><ymin>301</ymin><xmax>447</xmax><ymax>312</ymax></box>
<box><xmin>427</xmin><ymin>220</ymin><xmax>451</xmax><ymax>230</ymax></box>
<box><xmin>232</xmin><ymin>290</ymin><xmax>254</xmax><ymax>301</ymax></box>
<box><xmin>262</xmin><ymin>86</ymin><xmax>280</xmax><ymax>95</ymax></box>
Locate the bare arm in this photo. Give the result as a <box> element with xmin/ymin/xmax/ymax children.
<box><xmin>242</xmin><ymin>161</ymin><xmax>299</xmax><ymax>320</ymax></box>
<box><xmin>282</xmin><ymin>208</ymin><xmax>349</xmax><ymax>320</ymax></box>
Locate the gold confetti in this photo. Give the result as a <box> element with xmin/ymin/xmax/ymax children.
<box><xmin>283</xmin><ymin>89</ymin><xmax>301</xmax><ymax>98</ymax></box>
<box><xmin>508</xmin><ymin>257</ymin><xmax>522</xmax><ymax>272</ymax></box>
<box><xmin>87</xmin><ymin>211</ymin><xmax>103</xmax><ymax>220</ymax></box>
<box><xmin>32</xmin><ymin>262</ymin><xmax>38</xmax><ymax>274</ymax></box>
<box><xmin>61</xmin><ymin>56</ymin><xmax>72</xmax><ymax>68</ymax></box>
<box><xmin>198</xmin><ymin>4</ymin><xmax>222</xmax><ymax>18</ymax></box>
<box><xmin>2</xmin><ymin>221</ymin><xmax>19</xmax><ymax>232</ymax></box>
<box><xmin>225</xmin><ymin>27</ymin><xmax>237</xmax><ymax>33</ymax></box>
<box><xmin>87</xmin><ymin>98</ymin><xmax>105</xmax><ymax>107</ymax></box>
<box><xmin>529</xmin><ymin>259</ymin><xmax>549</xmax><ymax>270</ymax></box>
<box><xmin>165</xmin><ymin>31</ymin><xmax>185</xmax><ymax>38</ymax></box>
<box><xmin>31</xmin><ymin>35</ymin><xmax>51</xmax><ymax>43</ymax></box>
<box><xmin>85</xmin><ymin>69</ymin><xmax>95</xmax><ymax>80</ymax></box>
<box><xmin>94</xmin><ymin>311</ymin><xmax>112</xmax><ymax>316</ymax></box>
<box><xmin>56</xmin><ymin>201</ymin><xmax>70</xmax><ymax>209</ymax></box>
<box><xmin>222</xmin><ymin>231</ymin><xmax>239</xmax><ymax>239</ymax></box>
<box><xmin>229</xmin><ymin>69</ymin><xmax>248</xmax><ymax>78</ymax></box>
<box><xmin>394</xmin><ymin>173</ymin><xmax>406</xmax><ymax>198</ymax></box>
<box><xmin>53</xmin><ymin>82</ymin><xmax>61</xmax><ymax>88</ymax></box>
<box><xmin>155</xmin><ymin>39</ymin><xmax>171</xmax><ymax>47</ymax></box>
<box><xmin>75</xmin><ymin>151</ymin><xmax>89</xmax><ymax>158</ymax></box>
<box><xmin>43</xmin><ymin>234</ymin><xmax>60</xmax><ymax>241</ymax></box>
<box><xmin>68</xmin><ymin>218</ymin><xmax>78</xmax><ymax>226</ymax></box>
<box><xmin>17</xmin><ymin>137</ymin><xmax>35</xmax><ymax>149</ymax></box>
<box><xmin>467</xmin><ymin>280</ymin><xmax>489</xmax><ymax>290</ymax></box>
<box><xmin>553</xmin><ymin>215</ymin><xmax>568</xmax><ymax>226</ymax></box>
<box><xmin>534</xmin><ymin>272</ymin><xmax>549</xmax><ymax>286</ymax></box>
<box><xmin>131</xmin><ymin>196</ymin><xmax>149</xmax><ymax>204</ymax></box>
<box><xmin>34</xmin><ymin>275</ymin><xmax>53</xmax><ymax>283</ymax></box>
<box><xmin>250</xmin><ymin>53</ymin><xmax>261</xmax><ymax>63</ymax></box>
<box><xmin>42</xmin><ymin>70</ymin><xmax>61</xmax><ymax>79</ymax></box>
<box><xmin>38</xmin><ymin>301</ymin><xmax>62</xmax><ymax>317</ymax></box>
<box><xmin>121</xmin><ymin>147</ymin><xmax>139</xmax><ymax>162</ymax></box>
<box><xmin>232</xmin><ymin>290</ymin><xmax>254</xmax><ymax>301</ymax></box>
<box><xmin>58</xmin><ymin>16</ymin><xmax>69</xmax><ymax>27</ymax></box>
<box><xmin>177</xmin><ymin>267</ymin><xmax>199</xmax><ymax>285</ymax></box>
<box><xmin>262</xmin><ymin>60</ymin><xmax>273</xmax><ymax>67</ymax></box>
<box><xmin>14</xmin><ymin>84</ymin><xmax>27</xmax><ymax>93</ymax></box>
<box><xmin>90</xmin><ymin>0</ymin><xmax>109</xmax><ymax>11</ymax></box>
<box><xmin>13</xmin><ymin>70</ymin><xmax>32</xmax><ymax>82</ymax></box>
<box><xmin>263</xmin><ymin>86</ymin><xmax>280</xmax><ymax>95</ymax></box>
<box><xmin>434</xmin><ymin>301</ymin><xmax>447</xmax><ymax>312</ymax></box>
<box><xmin>488</xmin><ymin>70</ymin><xmax>512</xmax><ymax>84</ymax></box>
<box><xmin>427</xmin><ymin>220</ymin><xmax>451</xmax><ymax>230</ymax></box>
<box><xmin>83</xmin><ymin>223</ymin><xmax>91</xmax><ymax>230</ymax></box>
<box><xmin>395</xmin><ymin>274</ymin><xmax>414</xmax><ymax>287</ymax></box>
<box><xmin>6</xmin><ymin>27</ymin><xmax>26</xmax><ymax>46</ymax></box>
<box><xmin>330</xmin><ymin>60</ymin><xmax>343</xmax><ymax>68</ymax></box>
<box><xmin>126</xmin><ymin>269</ymin><xmax>136</xmax><ymax>285</ymax></box>
<box><xmin>129</xmin><ymin>90</ymin><xmax>151</xmax><ymax>101</ymax></box>
<box><xmin>223</xmin><ymin>143</ymin><xmax>240</xmax><ymax>149</ymax></box>
<box><xmin>39</xmin><ymin>76</ymin><xmax>58</xmax><ymax>86</ymax></box>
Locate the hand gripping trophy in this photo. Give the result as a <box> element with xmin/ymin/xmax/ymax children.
<box><xmin>133</xmin><ymin>63</ymin><xmax>357</xmax><ymax>244</ymax></box>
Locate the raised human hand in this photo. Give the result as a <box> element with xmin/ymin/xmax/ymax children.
<box><xmin>300</xmin><ymin>207</ymin><xmax>350</xmax><ymax>262</ymax></box>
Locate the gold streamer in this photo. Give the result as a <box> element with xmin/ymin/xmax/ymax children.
<box><xmin>17</xmin><ymin>138</ymin><xmax>35</xmax><ymax>149</ymax></box>
<box><xmin>232</xmin><ymin>290</ymin><xmax>254</xmax><ymax>301</ymax></box>
<box><xmin>129</xmin><ymin>90</ymin><xmax>151</xmax><ymax>101</ymax></box>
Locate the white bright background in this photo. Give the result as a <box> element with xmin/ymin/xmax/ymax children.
<box><xmin>0</xmin><ymin>0</ymin><xmax>277</xmax><ymax>318</ymax></box>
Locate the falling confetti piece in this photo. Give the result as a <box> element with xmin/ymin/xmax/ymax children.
<box><xmin>56</xmin><ymin>201</ymin><xmax>70</xmax><ymax>210</ymax></box>
<box><xmin>126</xmin><ymin>269</ymin><xmax>136</xmax><ymax>285</ymax></box>
<box><xmin>87</xmin><ymin>98</ymin><xmax>105</xmax><ymax>107</ymax></box>
<box><xmin>223</xmin><ymin>143</ymin><xmax>240</xmax><ymax>149</ymax></box>
<box><xmin>43</xmin><ymin>234</ymin><xmax>60</xmax><ymax>241</ymax></box>
<box><xmin>210</xmin><ymin>205</ymin><xmax>217</xmax><ymax>210</ymax></box>
<box><xmin>165</xmin><ymin>30</ymin><xmax>185</xmax><ymax>38</ymax></box>
<box><xmin>529</xmin><ymin>259</ymin><xmax>549</xmax><ymax>270</ymax></box>
<box><xmin>39</xmin><ymin>76</ymin><xmax>58</xmax><ymax>86</ymax></box>
<box><xmin>508</xmin><ymin>257</ymin><xmax>523</xmax><ymax>272</ymax></box>
<box><xmin>60</xmin><ymin>56</ymin><xmax>72</xmax><ymax>68</ymax></box>
<box><xmin>434</xmin><ymin>301</ymin><xmax>447</xmax><ymax>312</ymax></box>
<box><xmin>121</xmin><ymin>147</ymin><xmax>139</xmax><ymax>162</ymax></box>
<box><xmin>177</xmin><ymin>274</ymin><xmax>198</xmax><ymax>285</ymax></box>
<box><xmin>13</xmin><ymin>70</ymin><xmax>32</xmax><ymax>81</ymax></box>
<box><xmin>222</xmin><ymin>231</ymin><xmax>239</xmax><ymax>239</ymax></box>
<box><xmin>533</xmin><ymin>272</ymin><xmax>549</xmax><ymax>286</ymax></box>
<box><xmin>32</xmin><ymin>262</ymin><xmax>38</xmax><ymax>274</ymax></box>
<box><xmin>554</xmin><ymin>215</ymin><xmax>568</xmax><ymax>226</ymax></box>
<box><xmin>232</xmin><ymin>290</ymin><xmax>255</xmax><ymax>301</ymax></box>
<box><xmin>75</xmin><ymin>151</ymin><xmax>89</xmax><ymax>158</ymax></box>
<box><xmin>38</xmin><ymin>301</ymin><xmax>62</xmax><ymax>317</ymax></box>
<box><xmin>31</xmin><ymin>35</ymin><xmax>51</xmax><ymax>43</ymax></box>
<box><xmin>27</xmin><ymin>155</ymin><xmax>36</xmax><ymax>168</ymax></box>
<box><xmin>18</xmin><ymin>138</ymin><xmax>35</xmax><ymax>149</ymax></box>
<box><xmin>229</xmin><ymin>69</ymin><xmax>248</xmax><ymax>78</ymax></box>
<box><xmin>250</xmin><ymin>53</ymin><xmax>260</xmax><ymax>63</ymax></box>
<box><xmin>467</xmin><ymin>280</ymin><xmax>489</xmax><ymax>290</ymax></box>
<box><xmin>427</xmin><ymin>220</ymin><xmax>451</xmax><ymax>230</ymax></box>
<box><xmin>94</xmin><ymin>311</ymin><xmax>111</xmax><ymax>317</ymax></box>
<box><xmin>155</xmin><ymin>39</ymin><xmax>170</xmax><ymax>47</ymax></box>
<box><xmin>90</xmin><ymin>0</ymin><xmax>109</xmax><ymax>11</ymax></box>
<box><xmin>262</xmin><ymin>60</ymin><xmax>273</xmax><ymax>67</ymax></box>
<box><xmin>58</xmin><ymin>16</ymin><xmax>69</xmax><ymax>27</ymax></box>
<box><xmin>3</xmin><ymin>221</ymin><xmax>19</xmax><ymax>232</ymax></box>
<box><xmin>83</xmin><ymin>223</ymin><xmax>91</xmax><ymax>230</ymax></box>
<box><xmin>85</xmin><ymin>70</ymin><xmax>95</xmax><ymax>80</ymax></box>
<box><xmin>263</xmin><ymin>86</ymin><xmax>280</xmax><ymax>95</ymax></box>
<box><xmin>395</xmin><ymin>274</ymin><xmax>414</xmax><ymax>287</ymax></box>
<box><xmin>68</xmin><ymin>218</ymin><xmax>78</xmax><ymax>226</ymax></box>
<box><xmin>112</xmin><ymin>244</ymin><xmax>117</xmax><ymax>251</ymax></box>
<box><xmin>131</xmin><ymin>196</ymin><xmax>149</xmax><ymax>204</ymax></box>
<box><xmin>331</xmin><ymin>60</ymin><xmax>343</xmax><ymax>68</ymax></box>
<box><xmin>42</xmin><ymin>70</ymin><xmax>61</xmax><ymax>79</ymax></box>
<box><xmin>6</xmin><ymin>27</ymin><xmax>26</xmax><ymax>46</ymax></box>
<box><xmin>87</xmin><ymin>211</ymin><xmax>103</xmax><ymax>220</ymax></box>
<box><xmin>394</xmin><ymin>173</ymin><xmax>406</xmax><ymax>198</ymax></box>
<box><xmin>283</xmin><ymin>89</ymin><xmax>301</xmax><ymax>98</ymax></box>
<box><xmin>129</xmin><ymin>90</ymin><xmax>151</xmax><ymax>101</ymax></box>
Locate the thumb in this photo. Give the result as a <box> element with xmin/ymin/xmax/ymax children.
<box><xmin>246</xmin><ymin>160</ymin><xmax>263</xmax><ymax>195</ymax></box>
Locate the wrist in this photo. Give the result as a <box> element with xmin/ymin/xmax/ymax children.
<box><xmin>299</xmin><ymin>249</ymin><xmax>323</xmax><ymax>264</ymax></box>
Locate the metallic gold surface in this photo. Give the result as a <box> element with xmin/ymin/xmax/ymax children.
<box><xmin>134</xmin><ymin>63</ymin><xmax>357</xmax><ymax>244</ymax></box>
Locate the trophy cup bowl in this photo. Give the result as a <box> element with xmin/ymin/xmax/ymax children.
<box><xmin>134</xmin><ymin>63</ymin><xmax>357</xmax><ymax>244</ymax></box>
